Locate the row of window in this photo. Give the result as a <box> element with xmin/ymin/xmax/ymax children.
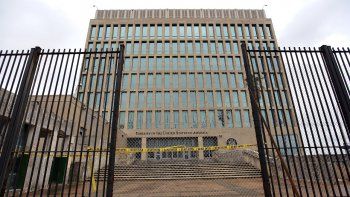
<box><xmin>89</xmin><ymin>23</ymin><xmax>273</xmax><ymax>41</ymax></box>
<box><xmin>87</xmin><ymin>41</ymin><xmax>276</xmax><ymax>55</ymax></box>
<box><xmin>118</xmin><ymin>109</ymin><xmax>251</xmax><ymax>129</ymax></box>
<box><xmin>81</xmin><ymin>72</ymin><xmax>284</xmax><ymax>93</ymax></box>
<box><xmin>79</xmin><ymin>89</ymin><xmax>289</xmax><ymax>113</ymax></box>
<box><xmin>84</xmin><ymin>55</ymin><xmax>280</xmax><ymax>74</ymax></box>
<box><xmin>120</xmin><ymin>91</ymin><xmax>249</xmax><ymax>110</ymax></box>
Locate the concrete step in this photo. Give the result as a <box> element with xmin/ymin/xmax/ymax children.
<box><xmin>93</xmin><ymin>160</ymin><xmax>261</xmax><ymax>181</ymax></box>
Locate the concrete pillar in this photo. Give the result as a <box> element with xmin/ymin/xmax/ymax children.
<box><xmin>198</xmin><ymin>137</ymin><xmax>204</xmax><ymax>160</ymax></box>
<box><xmin>141</xmin><ymin>137</ymin><xmax>147</xmax><ymax>161</ymax></box>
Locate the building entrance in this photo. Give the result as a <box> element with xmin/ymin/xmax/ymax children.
<box><xmin>147</xmin><ymin>137</ymin><xmax>198</xmax><ymax>160</ymax></box>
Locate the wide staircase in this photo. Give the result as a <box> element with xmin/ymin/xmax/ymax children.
<box><xmin>94</xmin><ymin>160</ymin><xmax>261</xmax><ymax>181</ymax></box>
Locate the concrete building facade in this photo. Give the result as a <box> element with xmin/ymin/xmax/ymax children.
<box><xmin>81</xmin><ymin>9</ymin><xmax>297</xmax><ymax>161</ymax></box>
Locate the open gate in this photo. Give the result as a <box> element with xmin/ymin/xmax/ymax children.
<box><xmin>242</xmin><ymin>44</ymin><xmax>350</xmax><ymax>196</ymax></box>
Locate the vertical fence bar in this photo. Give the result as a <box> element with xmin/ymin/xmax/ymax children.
<box><xmin>0</xmin><ymin>46</ymin><xmax>41</xmax><ymax>193</ymax></box>
<box><xmin>241</xmin><ymin>43</ymin><xmax>272</xmax><ymax>197</ymax></box>
<box><xmin>320</xmin><ymin>45</ymin><xmax>350</xmax><ymax>137</ymax></box>
<box><xmin>106</xmin><ymin>44</ymin><xmax>125</xmax><ymax>196</ymax></box>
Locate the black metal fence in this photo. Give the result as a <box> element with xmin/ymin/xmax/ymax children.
<box><xmin>0</xmin><ymin>46</ymin><xmax>124</xmax><ymax>196</ymax></box>
<box><xmin>0</xmin><ymin>44</ymin><xmax>349</xmax><ymax>197</ymax></box>
<box><xmin>242</xmin><ymin>44</ymin><xmax>350</xmax><ymax>196</ymax></box>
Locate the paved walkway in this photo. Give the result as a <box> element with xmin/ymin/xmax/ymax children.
<box><xmin>113</xmin><ymin>178</ymin><xmax>265</xmax><ymax>197</ymax></box>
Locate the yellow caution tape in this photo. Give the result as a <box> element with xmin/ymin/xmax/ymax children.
<box><xmin>13</xmin><ymin>144</ymin><xmax>256</xmax><ymax>157</ymax></box>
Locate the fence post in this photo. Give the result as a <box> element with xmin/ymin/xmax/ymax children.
<box><xmin>320</xmin><ymin>45</ymin><xmax>350</xmax><ymax>138</ymax></box>
<box><xmin>241</xmin><ymin>43</ymin><xmax>272</xmax><ymax>197</ymax></box>
<box><xmin>0</xmin><ymin>47</ymin><xmax>41</xmax><ymax>192</ymax></box>
<box><xmin>106</xmin><ymin>44</ymin><xmax>125</xmax><ymax>197</ymax></box>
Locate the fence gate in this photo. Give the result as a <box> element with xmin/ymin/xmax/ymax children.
<box><xmin>0</xmin><ymin>46</ymin><xmax>125</xmax><ymax>196</ymax></box>
<box><xmin>242</xmin><ymin>44</ymin><xmax>350</xmax><ymax>196</ymax></box>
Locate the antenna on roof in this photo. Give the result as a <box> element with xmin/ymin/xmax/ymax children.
<box><xmin>93</xmin><ymin>5</ymin><xmax>98</xmax><ymax>10</ymax></box>
<box><xmin>262</xmin><ymin>4</ymin><xmax>268</xmax><ymax>10</ymax></box>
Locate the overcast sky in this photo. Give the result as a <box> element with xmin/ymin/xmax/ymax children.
<box><xmin>0</xmin><ymin>0</ymin><xmax>349</xmax><ymax>50</ymax></box>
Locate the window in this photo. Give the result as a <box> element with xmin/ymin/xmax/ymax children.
<box><xmin>201</xmin><ymin>24</ymin><xmax>207</xmax><ymax>38</ymax></box>
<box><xmin>182</xmin><ymin>111</ymin><xmax>188</xmax><ymax>128</ymax></box>
<box><xmin>90</xmin><ymin>26</ymin><xmax>96</xmax><ymax>40</ymax></box>
<box><xmin>137</xmin><ymin>111</ymin><xmax>143</xmax><ymax>129</ymax></box>
<box><xmin>173</xmin><ymin>91</ymin><xmax>179</xmax><ymax>108</ymax></box>
<box><xmin>237</xmin><ymin>74</ymin><xmax>244</xmax><ymax>88</ymax></box>
<box><xmin>173</xmin><ymin>111</ymin><xmax>179</xmax><ymax>128</ymax></box>
<box><xmin>180</xmin><ymin>73</ymin><xmax>187</xmax><ymax>89</ymax></box>
<box><xmin>213</xmin><ymin>73</ymin><xmax>220</xmax><ymax>89</ymax></box>
<box><xmin>211</xmin><ymin>57</ymin><xmax>218</xmax><ymax>70</ymax></box>
<box><xmin>235</xmin><ymin>110</ymin><xmax>242</xmax><ymax>128</ymax></box>
<box><xmin>186</xmin><ymin>24</ymin><xmax>192</xmax><ymax>38</ymax></box>
<box><xmin>237</xmin><ymin>25</ymin><xmax>243</xmax><ymax>38</ymax></box>
<box><xmin>120</xmin><ymin>25</ymin><xmax>126</xmax><ymax>39</ymax></box>
<box><xmin>188</xmin><ymin>57</ymin><xmax>195</xmax><ymax>70</ymax></box>
<box><xmin>150</xmin><ymin>25</ymin><xmax>155</xmax><ymax>38</ymax></box>
<box><xmin>230</xmin><ymin>24</ymin><xmax>236</xmax><ymax>38</ymax></box>
<box><xmin>195</xmin><ymin>42</ymin><xmax>201</xmax><ymax>54</ymax></box>
<box><xmin>172</xmin><ymin>24</ymin><xmax>177</xmax><ymax>38</ymax></box>
<box><xmin>97</xmin><ymin>26</ymin><xmax>103</xmax><ymax>40</ymax></box>
<box><xmin>164</xmin><ymin>25</ymin><xmax>170</xmax><ymax>38</ymax></box>
<box><xmin>164</xmin><ymin>74</ymin><xmax>170</xmax><ymax>89</ymax></box>
<box><xmin>149</xmin><ymin>42</ymin><xmax>155</xmax><ymax>55</ymax></box>
<box><xmin>224</xmin><ymin>91</ymin><xmax>231</xmax><ymax>107</ymax></box>
<box><xmin>155</xmin><ymin>92</ymin><xmax>162</xmax><ymax>108</ymax></box>
<box><xmin>217</xmin><ymin>110</ymin><xmax>224</xmax><ymax>127</ymax></box>
<box><xmin>172</xmin><ymin>57</ymin><xmax>178</xmax><ymax>71</ymax></box>
<box><xmin>105</xmin><ymin>25</ymin><xmax>111</xmax><ymax>39</ymax></box>
<box><xmin>235</xmin><ymin>57</ymin><xmax>241</xmax><ymax>71</ymax></box>
<box><xmin>187</xmin><ymin>42</ymin><xmax>193</xmax><ymax>54</ymax></box>
<box><xmin>190</xmin><ymin>91</ymin><xmax>197</xmax><ymax>108</ymax></box>
<box><xmin>216</xmin><ymin>91</ymin><xmax>222</xmax><ymax>107</ymax></box>
<box><xmin>197</xmin><ymin>73</ymin><xmax>204</xmax><ymax>89</ymax></box>
<box><xmin>130</xmin><ymin>74</ymin><xmax>137</xmax><ymax>89</ymax></box>
<box><xmin>198</xmin><ymin>91</ymin><xmax>205</xmax><ymax>108</ymax></box>
<box><xmin>142</xmin><ymin>25</ymin><xmax>148</xmax><ymax>38</ymax></box>
<box><xmin>241</xmin><ymin>91</ymin><xmax>247</xmax><ymax>107</ymax></box>
<box><xmin>259</xmin><ymin>25</ymin><xmax>265</xmax><ymax>39</ymax></box>
<box><xmin>156</xmin><ymin>74</ymin><xmax>162</xmax><ymax>89</ymax></box>
<box><xmin>141</xmin><ymin>42</ymin><xmax>147</xmax><ymax>55</ymax></box>
<box><xmin>157</xmin><ymin>24</ymin><xmax>162</xmax><ymax>38</ymax></box>
<box><xmin>173</xmin><ymin>73</ymin><xmax>178</xmax><ymax>89</ymax></box>
<box><xmin>90</xmin><ymin>75</ymin><xmax>96</xmax><ymax>89</ymax></box>
<box><xmin>218</xmin><ymin>42</ymin><xmax>224</xmax><ymax>54</ymax></box>
<box><xmin>208</xmin><ymin>24</ymin><xmax>214</xmax><ymax>38</ymax></box>
<box><xmin>200</xmin><ymin>110</ymin><xmax>206</xmax><ymax>128</ymax></box>
<box><xmin>128</xmin><ymin>111</ymin><xmax>134</xmax><ymax>129</ymax></box>
<box><xmin>215</xmin><ymin>24</ymin><xmax>222</xmax><ymax>39</ymax></box>
<box><xmin>225</xmin><ymin>42</ymin><xmax>231</xmax><ymax>54</ymax></box>
<box><xmin>132</xmin><ymin>57</ymin><xmax>139</xmax><ymax>71</ymax></box>
<box><xmin>140</xmin><ymin>58</ymin><xmax>147</xmax><ymax>71</ymax></box>
<box><xmin>179</xmin><ymin>25</ymin><xmax>185</xmax><ymax>38</ymax></box>
<box><xmin>210</xmin><ymin>42</ymin><xmax>216</xmax><ymax>54</ymax></box>
<box><xmin>119</xmin><ymin>111</ymin><xmax>125</xmax><ymax>128</ymax></box>
<box><xmin>155</xmin><ymin>111</ymin><xmax>161</xmax><ymax>128</ymax></box>
<box><xmin>129</xmin><ymin>92</ymin><xmax>136</xmax><ymax>109</ymax></box>
<box><xmin>147</xmin><ymin>92</ymin><xmax>153</xmax><ymax>108</ymax></box>
<box><xmin>164</xmin><ymin>91</ymin><xmax>170</xmax><ymax>108</ymax></box>
<box><xmin>164</xmin><ymin>42</ymin><xmax>170</xmax><ymax>55</ymax></box>
<box><xmin>206</xmin><ymin>91</ymin><xmax>214</xmax><ymax>107</ymax></box>
<box><xmin>221</xmin><ymin>73</ymin><xmax>228</xmax><ymax>89</ymax></box>
<box><xmin>181</xmin><ymin>91</ymin><xmax>187</xmax><ymax>108</ymax></box>
<box><xmin>180</xmin><ymin>57</ymin><xmax>186</xmax><ymax>70</ymax></box>
<box><xmin>172</xmin><ymin>42</ymin><xmax>178</xmax><ymax>55</ymax></box>
<box><xmin>148</xmin><ymin>57</ymin><xmax>154</xmax><ymax>71</ymax></box>
<box><xmin>192</xmin><ymin>111</ymin><xmax>198</xmax><ymax>128</ymax></box>
<box><xmin>245</xmin><ymin>25</ymin><xmax>251</xmax><ymax>39</ymax></box>
<box><xmin>164</xmin><ymin>111</ymin><xmax>170</xmax><ymax>128</ymax></box>
<box><xmin>120</xmin><ymin>92</ymin><xmax>127</xmax><ymax>110</ymax></box>
<box><xmin>194</xmin><ymin>25</ymin><xmax>200</xmax><ymax>38</ymax></box>
<box><xmin>209</xmin><ymin>110</ymin><xmax>215</xmax><ymax>128</ymax></box>
<box><xmin>203</xmin><ymin>42</ymin><xmax>209</xmax><ymax>54</ymax></box>
<box><xmin>146</xmin><ymin>111</ymin><xmax>152</xmax><ymax>128</ymax></box>
<box><xmin>137</xmin><ymin>92</ymin><xmax>144</xmax><ymax>109</ymax></box>
<box><xmin>233</xmin><ymin>91</ymin><xmax>239</xmax><ymax>107</ymax></box>
<box><xmin>127</xmin><ymin>25</ymin><xmax>133</xmax><ymax>39</ymax></box>
<box><xmin>189</xmin><ymin>73</ymin><xmax>195</xmax><ymax>89</ymax></box>
<box><xmin>226</xmin><ymin>110</ymin><xmax>233</xmax><ymax>128</ymax></box>
<box><xmin>205</xmin><ymin>73</ymin><xmax>212</xmax><ymax>89</ymax></box>
<box><xmin>147</xmin><ymin>74</ymin><xmax>153</xmax><ymax>89</ymax></box>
